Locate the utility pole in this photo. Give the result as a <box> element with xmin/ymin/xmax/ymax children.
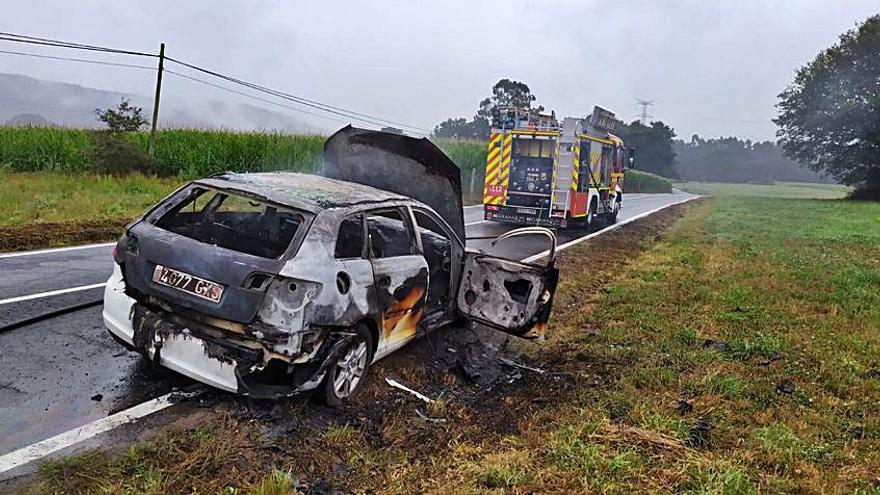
<box><xmin>635</xmin><ymin>99</ymin><xmax>654</xmax><ymax>125</ymax></box>
<box><xmin>148</xmin><ymin>43</ymin><xmax>165</xmax><ymax>158</ymax></box>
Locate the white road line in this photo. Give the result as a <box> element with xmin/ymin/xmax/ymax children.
<box><xmin>0</xmin><ymin>242</ymin><xmax>115</xmax><ymax>260</ymax></box>
<box><xmin>0</xmin><ymin>391</ymin><xmax>198</xmax><ymax>477</ymax></box>
<box><xmin>0</xmin><ymin>283</ymin><xmax>107</xmax><ymax>306</ymax></box>
<box><xmin>0</xmin><ymin>195</ymin><xmax>698</xmax><ymax>476</ymax></box>
<box><xmin>465</xmin><ymin>220</ymin><xmax>488</xmax><ymax>226</ymax></box>
<box><xmin>521</xmin><ymin>195</ymin><xmax>700</xmax><ymax>264</ymax></box>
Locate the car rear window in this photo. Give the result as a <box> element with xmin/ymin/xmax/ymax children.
<box><xmin>154</xmin><ymin>187</ymin><xmax>307</xmax><ymax>259</ymax></box>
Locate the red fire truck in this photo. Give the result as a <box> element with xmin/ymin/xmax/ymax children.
<box><xmin>482</xmin><ymin>106</ymin><xmax>633</xmax><ymax>229</ymax></box>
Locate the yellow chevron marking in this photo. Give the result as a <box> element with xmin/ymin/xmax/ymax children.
<box><xmin>485</xmin><ymin>167</ymin><xmax>500</xmax><ymax>184</ymax></box>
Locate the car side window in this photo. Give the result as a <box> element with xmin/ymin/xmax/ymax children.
<box><xmin>412</xmin><ymin>209</ymin><xmax>452</xmax><ymax>247</ymax></box>
<box><xmin>366</xmin><ymin>208</ymin><xmax>416</xmax><ymax>258</ymax></box>
<box><xmin>335</xmin><ymin>214</ymin><xmax>364</xmax><ymax>259</ymax></box>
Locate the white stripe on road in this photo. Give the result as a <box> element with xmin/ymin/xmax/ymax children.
<box><xmin>0</xmin><ymin>242</ymin><xmax>115</xmax><ymax>260</ymax></box>
<box><xmin>0</xmin><ymin>283</ymin><xmax>107</xmax><ymax>306</ymax></box>
<box><xmin>0</xmin><ymin>391</ymin><xmax>199</xmax><ymax>477</ymax></box>
<box><xmin>465</xmin><ymin>220</ymin><xmax>488</xmax><ymax>226</ymax></box>
<box><xmin>522</xmin><ymin>195</ymin><xmax>700</xmax><ymax>264</ymax></box>
<box><xmin>0</xmin><ymin>195</ymin><xmax>699</xmax><ymax>478</ymax></box>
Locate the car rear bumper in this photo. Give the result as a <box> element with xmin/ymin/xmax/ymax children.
<box><xmin>484</xmin><ymin>205</ymin><xmax>565</xmax><ymax>228</ymax></box>
<box><xmin>103</xmin><ymin>264</ymin><xmax>349</xmax><ymax>397</ymax></box>
<box><xmin>103</xmin><ymin>264</ymin><xmax>240</xmax><ymax>393</ymax></box>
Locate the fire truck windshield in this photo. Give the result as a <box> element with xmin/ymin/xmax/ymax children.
<box><xmin>508</xmin><ymin>137</ymin><xmax>555</xmax><ymax>207</ymax></box>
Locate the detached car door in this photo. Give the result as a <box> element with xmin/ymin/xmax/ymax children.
<box><xmin>456</xmin><ymin>228</ymin><xmax>559</xmax><ymax>341</ymax></box>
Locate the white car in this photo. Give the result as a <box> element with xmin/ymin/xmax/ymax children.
<box><xmin>104</xmin><ymin>126</ymin><xmax>558</xmax><ymax>405</ymax></box>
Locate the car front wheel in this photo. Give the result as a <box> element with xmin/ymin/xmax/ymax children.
<box><xmin>319</xmin><ymin>325</ymin><xmax>373</xmax><ymax>406</ymax></box>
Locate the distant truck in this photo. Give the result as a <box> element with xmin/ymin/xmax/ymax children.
<box><xmin>482</xmin><ymin>106</ymin><xmax>634</xmax><ymax>229</ymax></box>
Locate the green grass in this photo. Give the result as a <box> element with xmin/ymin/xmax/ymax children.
<box><xmin>626</xmin><ymin>169</ymin><xmax>674</xmax><ymax>193</ymax></box>
<box><xmin>0</xmin><ymin>172</ymin><xmax>180</xmax><ymax>227</ymax></box>
<box><xmin>678</xmin><ymin>180</ymin><xmax>851</xmax><ymax>199</ymax></box>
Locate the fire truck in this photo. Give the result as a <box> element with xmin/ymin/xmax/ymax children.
<box><xmin>482</xmin><ymin>106</ymin><xmax>633</xmax><ymax>229</ymax></box>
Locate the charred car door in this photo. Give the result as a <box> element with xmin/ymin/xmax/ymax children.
<box><xmin>457</xmin><ymin>228</ymin><xmax>559</xmax><ymax>341</ymax></box>
<box><xmin>365</xmin><ymin>208</ymin><xmax>429</xmax><ymax>354</ymax></box>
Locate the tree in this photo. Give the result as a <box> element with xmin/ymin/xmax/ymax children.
<box><xmin>433</xmin><ymin>118</ymin><xmax>481</xmax><ymax>139</ymax></box>
<box><xmin>433</xmin><ymin>79</ymin><xmax>543</xmax><ymax>140</ymax></box>
<box><xmin>775</xmin><ymin>15</ymin><xmax>880</xmax><ymax>197</ymax></box>
<box><xmin>475</xmin><ymin>79</ymin><xmax>544</xmax><ymax>123</ymax></box>
<box><xmin>95</xmin><ymin>97</ymin><xmax>148</xmax><ymax>134</ymax></box>
<box><xmin>673</xmin><ymin>135</ymin><xmax>829</xmax><ymax>184</ymax></box>
<box><xmin>615</xmin><ymin>120</ymin><xmax>678</xmax><ymax>178</ymax></box>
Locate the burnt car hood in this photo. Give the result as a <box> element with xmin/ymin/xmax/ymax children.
<box><xmin>323</xmin><ymin>126</ymin><xmax>465</xmax><ymax>242</ymax></box>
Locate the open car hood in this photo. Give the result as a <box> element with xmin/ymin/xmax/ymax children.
<box><xmin>323</xmin><ymin>126</ymin><xmax>465</xmax><ymax>242</ymax></box>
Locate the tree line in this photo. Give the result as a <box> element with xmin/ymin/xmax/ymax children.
<box><xmin>434</xmin><ymin>14</ymin><xmax>879</xmax><ymax>195</ymax></box>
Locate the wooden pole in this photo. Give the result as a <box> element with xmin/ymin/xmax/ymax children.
<box><xmin>147</xmin><ymin>43</ymin><xmax>165</xmax><ymax>158</ymax></box>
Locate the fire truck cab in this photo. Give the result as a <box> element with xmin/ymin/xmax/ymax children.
<box><xmin>483</xmin><ymin>106</ymin><xmax>633</xmax><ymax>229</ymax></box>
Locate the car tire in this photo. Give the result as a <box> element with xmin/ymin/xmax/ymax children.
<box><xmin>319</xmin><ymin>324</ymin><xmax>373</xmax><ymax>407</ymax></box>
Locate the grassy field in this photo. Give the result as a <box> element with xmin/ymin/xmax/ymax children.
<box><xmin>24</xmin><ymin>195</ymin><xmax>880</xmax><ymax>493</ymax></box>
<box><xmin>0</xmin><ymin>172</ymin><xmax>179</xmax><ymax>227</ymax></box>
<box><xmin>678</xmin><ymin>180</ymin><xmax>851</xmax><ymax>199</ymax></box>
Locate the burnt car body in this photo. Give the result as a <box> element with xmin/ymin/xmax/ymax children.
<box><xmin>103</xmin><ymin>127</ymin><xmax>558</xmax><ymax>402</ymax></box>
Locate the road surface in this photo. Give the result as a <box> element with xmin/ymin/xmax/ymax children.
<box><xmin>0</xmin><ymin>191</ymin><xmax>697</xmax><ymax>465</ymax></box>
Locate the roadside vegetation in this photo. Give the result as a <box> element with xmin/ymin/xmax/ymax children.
<box><xmin>626</xmin><ymin>169</ymin><xmax>673</xmax><ymax>193</ymax></box>
<box><xmin>24</xmin><ymin>191</ymin><xmax>880</xmax><ymax>493</ymax></box>
<box><xmin>0</xmin><ymin>126</ymin><xmax>488</xmax><ymax>179</ymax></box>
<box><xmin>0</xmin><ymin>126</ymin><xmax>492</xmax><ymax>250</ymax></box>
<box><xmin>679</xmin><ymin>181</ymin><xmax>851</xmax><ymax>199</ymax></box>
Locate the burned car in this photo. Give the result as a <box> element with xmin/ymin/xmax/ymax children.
<box><xmin>103</xmin><ymin>127</ymin><xmax>558</xmax><ymax>404</ymax></box>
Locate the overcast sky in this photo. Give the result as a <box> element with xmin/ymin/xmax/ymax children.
<box><xmin>3</xmin><ymin>1</ymin><xmax>877</xmax><ymax>140</ymax></box>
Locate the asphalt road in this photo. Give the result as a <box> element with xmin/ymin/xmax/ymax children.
<box><xmin>0</xmin><ymin>191</ymin><xmax>696</xmax><ymax>457</ymax></box>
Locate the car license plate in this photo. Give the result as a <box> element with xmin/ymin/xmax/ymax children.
<box><xmin>152</xmin><ymin>265</ymin><xmax>224</xmax><ymax>303</ymax></box>
<box><xmin>516</xmin><ymin>208</ymin><xmax>537</xmax><ymax>215</ymax></box>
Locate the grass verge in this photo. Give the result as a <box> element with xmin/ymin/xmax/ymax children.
<box><xmin>626</xmin><ymin>169</ymin><xmax>674</xmax><ymax>193</ymax></box>
<box><xmin>678</xmin><ymin>180</ymin><xmax>851</xmax><ymax>199</ymax></box>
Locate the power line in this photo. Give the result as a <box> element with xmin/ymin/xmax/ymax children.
<box><xmin>0</xmin><ymin>48</ymin><xmax>157</xmax><ymax>70</ymax></box>
<box><xmin>0</xmin><ymin>30</ymin><xmax>430</xmax><ymax>135</ymax></box>
<box><xmin>0</xmin><ymin>31</ymin><xmax>156</xmax><ymax>57</ymax></box>
<box><xmin>165</xmin><ymin>56</ymin><xmax>430</xmax><ymax>133</ymax></box>
<box><xmin>164</xmin><ymin>69</ymin><xmax>349</xmax><ymax>125</ymax></box>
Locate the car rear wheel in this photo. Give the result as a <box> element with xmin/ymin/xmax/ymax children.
<box><xmin>319</xmin><ymin>324</ymin><xmax>373</xmax><ymax>406</ymax></box>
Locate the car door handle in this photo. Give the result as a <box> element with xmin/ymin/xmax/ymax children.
<box><xmin>377</xmin><ymin>275</ymin><xmax>391</xmax><ymax>288</ymax></box>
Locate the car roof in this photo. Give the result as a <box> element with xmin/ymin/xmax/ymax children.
<box><xmin>195</xmin><ymin>172</ymin><xmax>411</xmax><ymax>212</ymax></box>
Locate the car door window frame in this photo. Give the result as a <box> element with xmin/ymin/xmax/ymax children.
<box><xmin>365</xmin><ymin>206</ymin><xmax>418</xmax><ymax>259</ymax></box>
<box><xmin>334</xmin><ymin>212</ymin><xmax>368</xmax><ymax>260</ymax></box>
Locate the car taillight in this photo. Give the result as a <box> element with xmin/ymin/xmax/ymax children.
<box><xmin>112</xmin><ymin>233</ymin><xmax>138</xmax><ymax>264</ymax></box>
<box><xmin>486</xmin><ymin>205</ymin><xmax>500</xmax><ymax>211</ymax></box>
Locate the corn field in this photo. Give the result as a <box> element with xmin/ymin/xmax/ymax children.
<box><xmin>0</xmin><ymin>127</ymin><xmax>489</xmax><ymax>183</ymax></box>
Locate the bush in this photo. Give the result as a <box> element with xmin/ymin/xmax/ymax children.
<box><xmin>626</xmin><ymin>170</ymin><xmax>673</xmax><ymax>193</ymax></box>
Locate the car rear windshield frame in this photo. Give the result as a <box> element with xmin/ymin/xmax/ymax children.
<box><xmin>148</xmin><ymin>184</ymin><xmax>314</xmax><ymax>260</ymax></box>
